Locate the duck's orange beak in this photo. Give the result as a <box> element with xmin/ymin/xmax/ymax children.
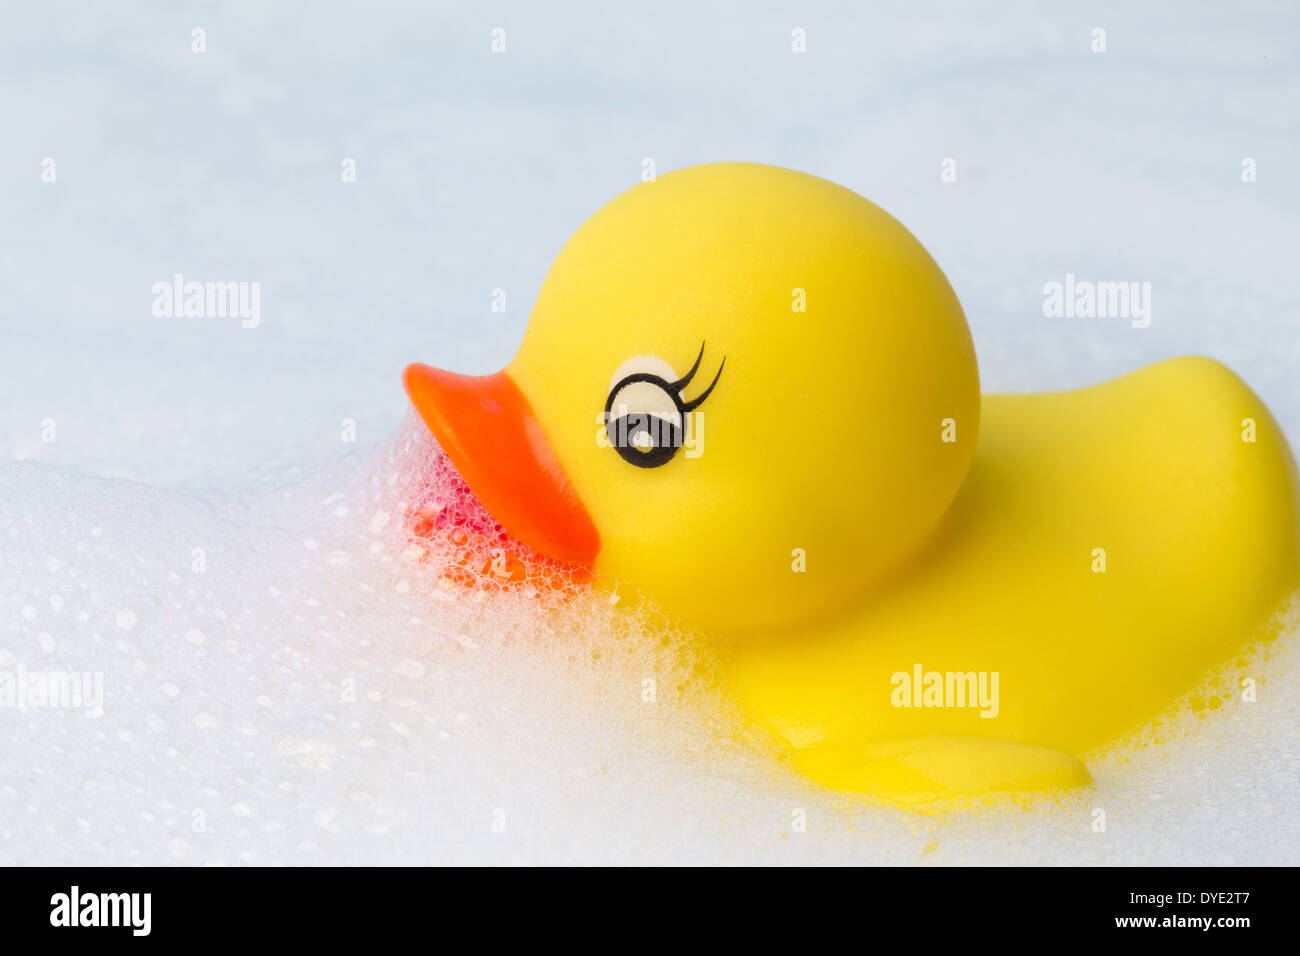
<box><xmin>402</xmin><ymin>364</ymin><xmax>600</xmax><ymax>568</ymax></box>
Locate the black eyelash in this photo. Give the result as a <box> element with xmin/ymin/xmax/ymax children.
<box><xmin>670</xmin><ymin>342</ymin><xmax>707</xmax><ymax>391</ymax></box>
<box><xmin>603</xmin><ymin>342</ymin><xmax>725</xmax><ymax>421</ymax></box>
<box><xmin>681</xmin><ymin>356</ymin><xmax>724</xmax><ymax>412</ymax></box>
<box><xmin>672</xmin><ymin>341</ymin><xmax>724</xmax><ymax>412</ymax></box>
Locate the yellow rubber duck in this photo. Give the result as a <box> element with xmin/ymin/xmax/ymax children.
<box><xmin>404</xmin><ymin>162</ymin><xmax>1300</xmax><ymax>803</ymax></box>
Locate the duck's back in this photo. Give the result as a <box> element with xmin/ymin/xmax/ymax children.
<box><xmin>726</xmin><ymin>356</ymin><xmax>1300</xmax><ymax>797</ymax></box>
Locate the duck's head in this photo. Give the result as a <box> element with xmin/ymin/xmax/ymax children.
<box><xmin>405</xmin><ymin>163</ymin><xmax>979</xmax><ymax>633</ymax></box>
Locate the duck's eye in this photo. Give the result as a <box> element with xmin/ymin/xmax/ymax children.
<box><xmin>605</xmin><ymin>375</ymin><xmax>683</xmax><ymax>469</ymax></box>
<box><xmin>603</xmin><ymin>344</ymin><xmax>725</xmax><ymax>470</ymax></box>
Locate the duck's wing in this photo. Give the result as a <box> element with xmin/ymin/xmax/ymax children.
<box><xmin>725</xmin><ymin>356</ymin><xmax>1300</xmax><ymax>800</ymax></box>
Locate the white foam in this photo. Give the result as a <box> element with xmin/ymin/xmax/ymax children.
<box><xmin>2</xmin><ymin>418</ymin><xmax>1298</xmax><ymax>864</ymax></box>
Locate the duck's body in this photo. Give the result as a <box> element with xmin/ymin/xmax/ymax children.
<box><xmin>727</xmin><ymin>356</ymin><xmax>1300</xmax><ymax>801</ymax></box>
<box><xmin>402</xmin><ymin>162</ymin><xmax>1300</xmax><ymax>805</ymax></box>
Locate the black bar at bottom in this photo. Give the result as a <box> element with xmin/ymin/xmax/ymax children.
<box><xmin>1</xmin><ymin>865</ymin><xmax>1288</xmax><ymax>942</ymax></box>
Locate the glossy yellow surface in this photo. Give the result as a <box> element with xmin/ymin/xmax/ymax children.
<box><xmin>727</xmin><ymin>357</ymin><xmax>1300</xmax><ymax>801</ymax></box>
<box><xmin>494</xmin><ymin>163</ymin><xmax>1300</xmax><ymax>801</ymax></box>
